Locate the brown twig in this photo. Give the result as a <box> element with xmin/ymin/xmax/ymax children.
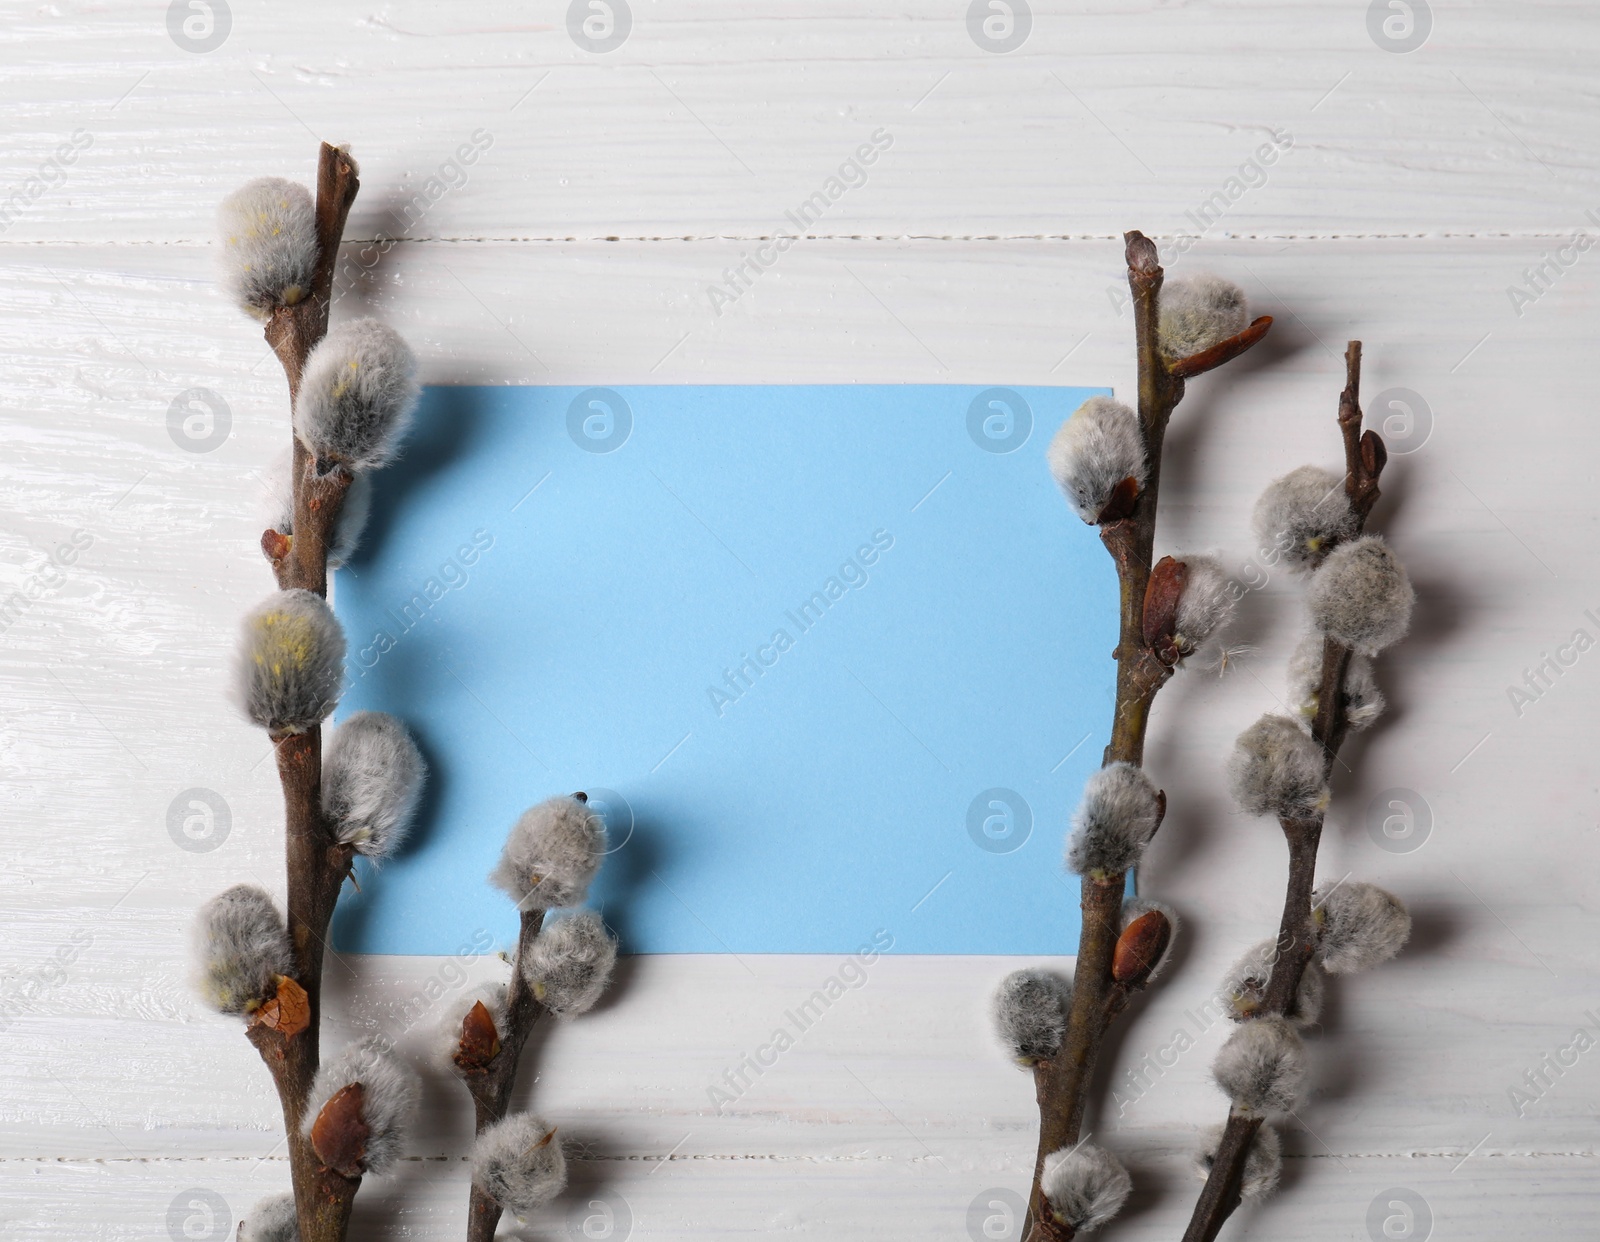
<box><xmin>243</xmin><ymin>141</ymin><xmax>365</xmax><ymax>1242</ymax></box>
<box><xmin>1021</xmin><ymin>233</ymin><xmax>1272</xmax><ymax>1240</ymax></box>
<box><xmin>263</xmin><ymin>144</ymin><xmax>360</xmax><ymax>599</ymax></box>
<box><xmin>1180</xmin><ymin>341</ymin><xmax>1383</xmax><ymax>1242</ymax></box>
<box><xmin>458</xmin><ymin>907</ymin><xmax>552</xmax><ymax>1242</ymax></box>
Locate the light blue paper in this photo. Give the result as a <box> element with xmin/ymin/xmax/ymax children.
<box><xmin>329</xmin><ymin>384</ymin><xmax>1117</xmax><ymax>955</ymax></box>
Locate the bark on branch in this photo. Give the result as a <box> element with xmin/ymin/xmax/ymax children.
<box><xmin>458</xmin><ymin>907</ymin><xmax>552</xmax><ymax>1242</ymax></box>
<box><xmin>1180</xmin><ymin>342</ymin><xmax>1383</xmax><ymax>1242</ymax></box>
<box><xmin>248</xmin><ymin>141</ymin><xmax>365</xmax><ymax>1242</ymax></box>
<box><xmin>1021</xmin><ymin>233</ymin><xmax>1271</xmax><ymax>1240</ymax></box>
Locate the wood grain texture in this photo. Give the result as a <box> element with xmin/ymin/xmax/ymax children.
<box><xmin>3</xmin><ymin>3</ymin><xmax>1599</xmax><ymax>1238</ymax></box>
<box><xmin>3</xmin><ymin>2</ymin><xmax>1600</xmax><ymax>242</ymax></box>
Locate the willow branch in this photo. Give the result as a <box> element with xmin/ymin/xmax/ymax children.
<box><xmin>1180</xmin><ymin>342</ymin><xmax>1383</xmax><ymax>1242</ymax></box>
<box><xmin>245</xmin><ymin>141</ymin><xmax>364</xmax><ymax>1242</ymax></box>
<box><xmin>1021</xmin><ymin>233</ymin><xmax>1272</xmax><ymax>1241</ymax></box>
<box><xmin>459</xmin><ymin>907</ymin><xmax>552</xmax><ymax>1242</ymax></box>
<box><xmin>263</xmin><ymin>143</ymin><xmax>360</xmax><ymax>599</ymax></box>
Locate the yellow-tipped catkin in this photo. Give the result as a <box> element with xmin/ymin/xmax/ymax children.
<box><xmin>233</xmin><ymin>589</ymin><xmax>346</xmax><ymax>735</ymax></box>
<box><xmin>216</xmin><ymin>177</ymin><xmax>318</xmax><ymax>320</ymax></box>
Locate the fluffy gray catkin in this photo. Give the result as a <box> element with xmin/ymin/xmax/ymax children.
<box><xmin>1307</xmin><ymin>535</ymin><xmax>1415</xmax><ymax>656</ymax></box>
<box><xmin>1287</xmin><ymin>632</ymin><xmax>1385</xmax><ymax>732</ymax></box>
<box><xmin>1157</xmin><ymin>273</ymin><xmax>1249</xmax><ymax>359</ymax></box>
<box><xmin>522</xmin><ymin>910</ymin><xmax>617</xmax><ymax>1018</ymax></box>
<box><xmin>293</xmin><ymin>318</ymin><xmax>420</xmax><ymax>473</ymax></box>
<box><xmin>263</xmin><ymin>447</ymin><xmax>373</xmax><ymax>569</ymax></box>
<box><xmin>1227</xmin><ymin>714</ymin><xmax>1329</xmax><ymax>819</ymax></box>
<box><xmin>216</xmin><ymin>177</ymin><xmax>319</xmax><ymax>320</ymax></box>
<box><xmin>1219</xmin><ymin>937</ymin><xmax>1325</xmax><ymax>1027</ymax></box>
<box><xmin>1313</xmin><ymin>881</ymin><xmax>1411</xmax><ymax>974</ymax></box>
<box><xmin>238</xmin><ymin>1193</ymin><xmax>299</xmax><ymax>1242</ymax></box>
<box><xmin>470</xmin><ymin>1112</ymin><xmax>568</xmax><ymax>1218</ymax></box>
<box><xmin>1212</xmin><ymin>1015</ymin><xmax>1306</xmax><ymax>1115</ymax></box>
<box><xmin>302</xmin><ymin>1036</ymin><xmax>419</xmax><ymax>1176</ymax></box>
<box><xmin>1047</xmin><ymin>397</ymin><xmax>1146</xmax><ymax>523</ymax></box>
<box><xmin>1066</xmin><ymin>762</ymin><xmax>1163</xmax><ymax>877</ymax></box>
<box><xmin>1040</xmin><ymin>1143</ymin><xmax>1133</xmax><ymax>1233</ymax></box>
<box><xmin>992</xmin><ymin>968</ymin><xmax>1073</xmax><ymax>1064</ymax></box>
<box><xmin>233</xmin><ymin>589</ymin><xmax>346</xmax><ymax>736</ymax></box>
<box><xmin>1195</xmin><ymin>1123</ymin><xmax>1282</xmax><ymax>1201</ymax></box>
<box><xmin>322</xmin><ymin>711</ymin><xmax>426</xmax><ymax>859</ymax></box>
<box><xmin>1173</xmin><ymin>554</ymin><xmax>1237</xmax><ymax>658</ymax></box>
<box><xmin>1252</xmin><ymin>465</ymin><xmax>1357</xmax><ymax>573</ymax></box>
<box><xmin>192</xmin><ymin>884</ymin><xmax>294</xmax><ymax>1015</ymax></box>
<box><xmin>490</xmin><ymin>796</ymin><xmax>607</xmax><ymax>911</ymax></box>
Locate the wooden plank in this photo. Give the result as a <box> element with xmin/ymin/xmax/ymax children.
<box><xmin>2</xmin><ymin>214</ymin><xmax>1597</xmax><ymax>1232</ymax></box>
<box><xmin>10</xmin><ymin>1148</ymin><xmax>1596</xmax><ymax>1240</ymax></box>
<box><xmin>1</xmin><ymin>3</ymin><xmax>1598</xmax><ymax>242</ymax></box>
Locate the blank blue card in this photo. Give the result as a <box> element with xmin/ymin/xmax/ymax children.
<box><xmin>329</xmin><ymin>384</ymin><xmax>1117</xmax><ymax>955</ymax></box>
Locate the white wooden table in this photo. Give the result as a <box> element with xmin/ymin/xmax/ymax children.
<box><xmin>3</xmin><ymin>2</ymin><xmax>1596</xmax><ymax>1237</ymax></box>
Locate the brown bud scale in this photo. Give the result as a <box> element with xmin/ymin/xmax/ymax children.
<box><xmin>310</xmin><ymin>1082</ymin><xmax>370</xmax><ymax>1178</ymax></box>
<box><xmin>1112</xmin><ymin>910</ymin><xmax>1172</xmax><ymax>986</ymax></box>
